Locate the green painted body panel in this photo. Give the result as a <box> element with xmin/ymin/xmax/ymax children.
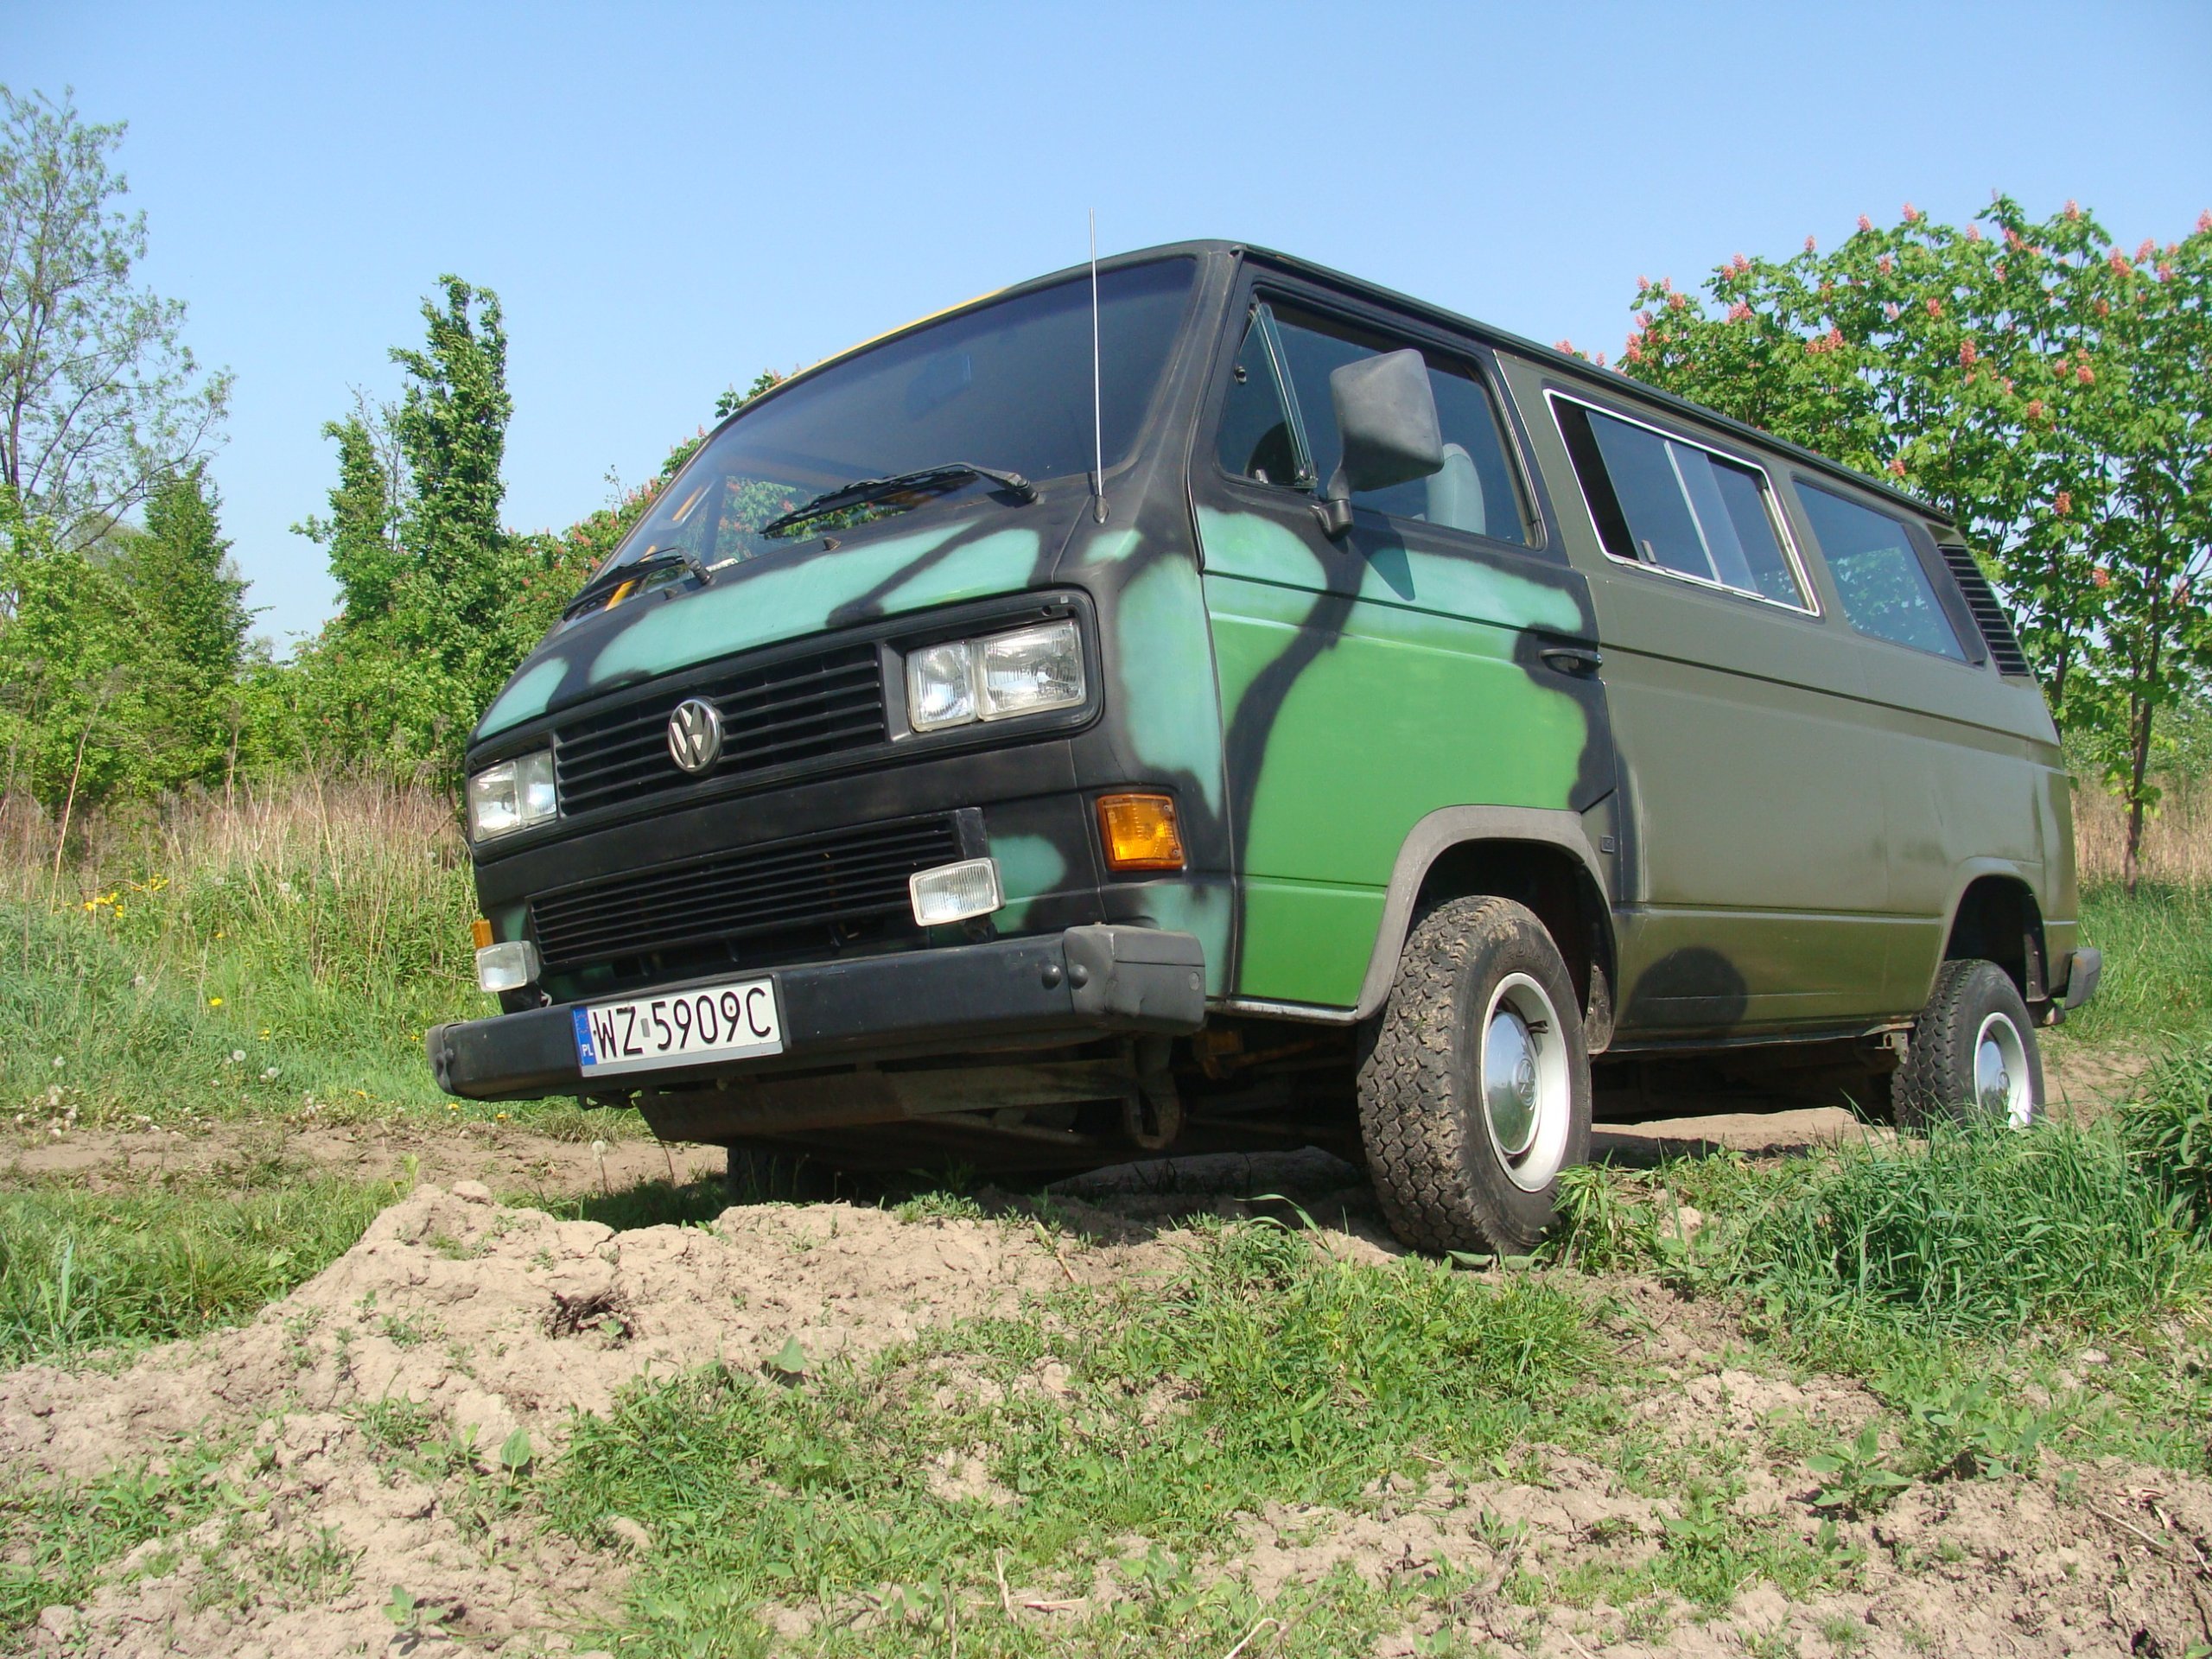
<box><xmin>1195</xmin><ymin>507</ymin><xmax>1597</xmax><ymax>1005</ymax></box>
<box><xmin>476</xmin><ymin>522</ymin><xmax>1041</xmax><ymax>740</ymax></box>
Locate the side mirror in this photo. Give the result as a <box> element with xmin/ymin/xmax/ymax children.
<box><xmin>1315</xmin><ymin>349</ymin><xmax>1444</xmax><ymax>537</ymax></box>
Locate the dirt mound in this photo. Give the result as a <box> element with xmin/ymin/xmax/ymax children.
<box><xmin>3</xmin><ymin>1185</ymin><xmax>1119</xmax><ymax>1657</ymax></box>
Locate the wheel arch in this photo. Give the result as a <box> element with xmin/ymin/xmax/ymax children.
<box><xmin>1932</xmin><ymin>864</ymin><xmax>2050</xmax><ymax>1007</ymax></box>
<box><xmin>1354</xmin><ymin>807</ymin><xmax>1618</xmax><ymax>1046</ymax></box>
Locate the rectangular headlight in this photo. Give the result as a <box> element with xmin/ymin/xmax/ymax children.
<box><xmin>475</xmin><ymin>939</ymin><xmax>542</xmax><ymax>994</ymax></box>
<box><xmin>904</xmin><ymin>620</ymin><xmax>1084</xmax><ymax>734</ymax></box>
<box><xmin>978</xmin><ymin>620</ymin><xmax>1084</xmax><ymax>721</ymax></box>
<box><xmin>467</xmin><ymin>750</ymin><xmax>557</xmax><ymax>842</ymax></box>
<box><xmin>906</xmin><ymin>640</ymin><xmax>976</xmax><ymax>732</ymax></box>
<box><xmin>910</xmin><ymin>857</ymin><xmax>1002</xmax><ymax>926</ymax></box>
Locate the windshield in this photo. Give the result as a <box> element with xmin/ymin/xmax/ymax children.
<box><xmin>595</xmin><ymin>257</ymin><xmax>1196</xmax><ymax>582</ymax></box>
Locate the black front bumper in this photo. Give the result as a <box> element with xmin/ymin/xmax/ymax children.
<box><xmin>426</xmin><ymin>925</ymin><xmax>1208</xmax><ymax>1102</ymax></box>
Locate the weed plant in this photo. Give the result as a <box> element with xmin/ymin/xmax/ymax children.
<box><xmin>2064</xmin><ymin>880</ymin><xmax>2212</xmax><ymax>1043</ymax></box>
<box><xmin>0</xmin><ymin>1446</ymin><xmax>229</xmax><ymax>1640</ymax></box>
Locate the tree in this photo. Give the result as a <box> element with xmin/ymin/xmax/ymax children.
<box><xmin>0</xmin><ymin>86</ymin><xmax>228</xmax><ymax>547</ymax></box>
<box><xmin>127</xmin><ymin>461</ymin><xmax>251</xmax><ymax>788</ymax></box>
<box><xmin>295</xmin><ymin>397</ymin><xmax>406</xmax><ymax>626</ymax></box>
<box><xmin>1619</xmin><ymin>198</ymin><xmax>2212</xmax><ymax>889</ymax></box>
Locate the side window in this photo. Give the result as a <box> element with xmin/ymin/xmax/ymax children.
<box><xmin>1217</xmin><ymin>299</ymin><xmax>1531</xmax><ymax>545</ymax></box>
<box><xmin>1552</xmin><ymin>396</ymin><xmax>1809</xmax><ymax>609</ymax></box>
<box><xmin>1796</xmin><ymin>482</ymin><xmax>1967</xmax><ymax>661</ymax></box>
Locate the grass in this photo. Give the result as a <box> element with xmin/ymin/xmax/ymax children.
<box><xmin>0</xmin><ymin>1445</ymin><xmax>231</xmax><ymax>1640</ymax></box>
<box><xmin>0</xmin><ymin>1176</ymin><xmax>402</xmax><ymax>1363</ymax></box>
<box><xmin>2062</xmin><ymin>879</ymin><xmax>2212</xmax><ymax>1045</ymax></box>
<box><xmin>546</xmin><ymin>1220</ymin><xmax>1605</xmax><ymax>1656</ymax></box>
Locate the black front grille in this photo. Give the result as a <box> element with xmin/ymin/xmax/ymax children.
<box><xmin>1937</xmin><ymin>544</ymin><xmax>2034</xmax><ymax>677</ymax></box>
<box><xmin>530</xmin><ymin>816</ymin><xmax>961</xmax><ymax>971</ymax></box>
<box><xmin>552</xmin><ymin>642</ymin><xmax>887</xmax><ymax>815</ymax></box>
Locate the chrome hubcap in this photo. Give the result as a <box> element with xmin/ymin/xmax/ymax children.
<box><xmin>1481</xmin><ymin>973</ymin><xmax>1571</xmax><ymax>1192</ymax></box>
<box><xmin>1973</xmin><ymin>1011</ymin><xmax>2034</xmax><ymax>1129</ymax></box>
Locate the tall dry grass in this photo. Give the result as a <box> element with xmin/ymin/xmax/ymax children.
<box><xmin>2072</xmin><ymin>779</ymin><xmax>2212</xmax><ymax>888</ymax></box>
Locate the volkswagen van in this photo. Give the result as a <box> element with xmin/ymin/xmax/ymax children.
<box><xmin>425</xmin><ymin>243</ymin><xmax>2099</xmax><ymax>1252</ymax></box>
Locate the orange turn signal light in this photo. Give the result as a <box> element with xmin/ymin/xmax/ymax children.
<box><xmin>470</xmin><ymin>917</ymin><xmax>494</xmax><ymax>950</ymax></box>
<box><xmin>1097</xmin><ymin>792</ymin><xmax>1185</xmax><ymax>872</ymax></box>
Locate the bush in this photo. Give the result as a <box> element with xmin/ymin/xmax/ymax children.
<box><xmin>1703</xmin><ymin>1120</ymin><xmax>2203</xmax><ymax>1338</ymax></box>
<box><xmin>2120</xmin><ymin>1047</ymin><xmax>2212</xmax><ymax>1242</ymax></box>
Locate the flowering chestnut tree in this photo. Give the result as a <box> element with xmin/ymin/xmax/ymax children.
<box><xmin>1620</xmin><ymin>200</ymin><xmax>2212</xmax><ymax>889</ymax></box>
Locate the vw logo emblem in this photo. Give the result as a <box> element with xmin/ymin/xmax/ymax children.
<box><xmin>666</xmin><ymin>697</ymin><xmax>723</xmax><ymax>775</ymax></box>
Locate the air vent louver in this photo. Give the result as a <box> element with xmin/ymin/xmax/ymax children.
<box><xmin>1937</xmin><ymin>545</ymin><xmax>2034</xmax><ymax>677</ymax></box>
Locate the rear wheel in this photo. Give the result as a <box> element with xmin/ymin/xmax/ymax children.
<box><xmin>1895</xmin><ymin>958</ymin><xmax>2044</xmax><ymax>1132</ymax></box>
<box><xmin>1357</xmin><ymin>896</ymin><xmax>1592</xmax><ymax>1254</ymax></box>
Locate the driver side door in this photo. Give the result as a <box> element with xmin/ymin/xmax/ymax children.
<box><xmin>1192</xmin><ymin>279</ymin><xmax>1613</xmax><ymax>1008</ymax></box>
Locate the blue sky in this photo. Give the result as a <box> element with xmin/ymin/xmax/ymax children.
<box><xmin>8</xmin><ymin>0</ymin><xmax>2209</xmax><ymax>646</ymax></box>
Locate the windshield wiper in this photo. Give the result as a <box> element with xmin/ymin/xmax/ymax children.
<box><xmin>563</xmin><ymin>548</ymin><xmax>712</xmax><ymax>620</ymax></box>
<box><xmin>756</xmin><ymin>463</ymin><xmax>1036</xmax><ymax>540</ymax></box>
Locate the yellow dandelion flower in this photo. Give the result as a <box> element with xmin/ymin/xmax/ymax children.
<box><xmin>207</xmin><ymin>996</ymin><xmax>224</xmax><ymax>1007</ymax></box>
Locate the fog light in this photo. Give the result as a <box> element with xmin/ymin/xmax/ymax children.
<box><xmin>909</xmin><ymin>857</ymin><xmax>1002</xmax><ymax>927</ymax></box>
<box><xmin>1097</xmin><ymin>793</ymin><xmax>1185</xmax><ymax>872</ymax></box>
<box><xmin>475</xmin><ymin>939</ymin><xmax>542</xmax><ymax>995</ymax></box>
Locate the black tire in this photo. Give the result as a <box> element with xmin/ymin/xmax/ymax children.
<box><xmin>1357</xmin><ymin>895</ymin><xmax>1593</xmax><ymax>1254</ymax></box>
<box><xmin>1895</xmin><ymin>958</ymin><xmax>2044</xmax><ymax>1133</ymax></box>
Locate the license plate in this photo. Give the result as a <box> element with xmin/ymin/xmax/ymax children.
<box><xmin>572</xmin><ymin>976</ymin><xmax>783</xmax><ymax>1077</ymax></box>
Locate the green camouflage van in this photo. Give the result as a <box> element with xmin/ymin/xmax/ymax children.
<box><xmin>426</xmin><ymin>243</ymin><xmax>2099</xmax><ymax>1252</ymax></box>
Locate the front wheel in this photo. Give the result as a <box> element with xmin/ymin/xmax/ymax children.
<box><xmin>1894</xmin><ymin>958</ymin><xmax>2044</xmax><ymax>1132</ymax></box>
<box><xmin>1357</xmin><ymin>895</ymin><xmax>1592</xmax><ymax>1254</ymax></box>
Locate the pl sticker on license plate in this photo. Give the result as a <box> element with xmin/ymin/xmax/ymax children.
<box><xmin>572</xmin><ymin>976</ymin><xmax>783</xmax><ymax>1077</ymax></box>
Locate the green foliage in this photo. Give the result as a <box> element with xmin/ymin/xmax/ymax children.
<box><xmin>0</xmin><ymin>1178</ymin><xmax>397</xmax><ymax>1363</ymax></box>
<box><xmin>0</xmin><ymin>86</ymin><xmax>229</xmax><ymax>541</ymax></box>
<box><xmin>2120</xmin><ymin>1047</ymin><xmax>2212</xmax><ymax>1241</ymax></box>
<box><xmin>2062</xmin><ymin>880</ymin><xmax>2212</xmax><ymax>1042</ymax></box>
<box><xmin>124</xmin><ymin>463</ymin><xmax>251</xmax><ymax>787</ymax></box>
<box><xmin>1805</xmin><ymin>1423</ymin><xmax>1913</xmax><ymax>1516</ymax></box>
<box><xmin>1697</xmin><ymin>1120</ymin><xmax>2202</xmax><ymax>1338</ymax></box>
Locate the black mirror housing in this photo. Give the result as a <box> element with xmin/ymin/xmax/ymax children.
<box><xmin>1315</xmin><ymin>349</ymin><xmax>1444</xmax><ymax>536</ymax></box>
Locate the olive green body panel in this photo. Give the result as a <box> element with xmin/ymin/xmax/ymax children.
<box><xmin>1494</xmin><ymin>353</ymin><xmax>2076</xmax><ymax>1039</ymax></box>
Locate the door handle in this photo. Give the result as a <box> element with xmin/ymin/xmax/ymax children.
<box><xmin>1538</xmin><ymin>645</ymin><xmax>1604</xmax><ymax>677</ymax></box>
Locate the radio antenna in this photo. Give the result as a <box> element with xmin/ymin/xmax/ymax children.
<box><xmin>1090</xmin><ymin>208</ymin><xmax>1107</xmax><ymax>523</ymax></box>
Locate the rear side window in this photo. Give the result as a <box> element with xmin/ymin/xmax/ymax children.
<box><xmin>1551</xmin><ymin>396</ymin><xmax>1809</xmax><ymax>609</ymax></box>
<box><xmin>1217</xmin><ymin>300</ymin><xmax>1531</xmax><ymax>545</ymax></box>
<box><xmin>1796</xmin><ymin>483</ymin><xmax>1967</xmax><ymax>661</ymax></box>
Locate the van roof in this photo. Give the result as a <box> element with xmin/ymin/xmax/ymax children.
<box><xmin>1037</xmin><ymin>238</ymin><xmax>1956</xmax><ymax>528</ymax></box>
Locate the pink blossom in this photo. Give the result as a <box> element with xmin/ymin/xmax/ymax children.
<box><xmin>1902</xmin><ymin>201</ymin><xmax>1920</xmax><ymax>222</ymax></box>
<box><xmin>1804</xmin><ymin>234</ymin><xmax>1817</xmax><ymax>253</ymax></box>
<box><xmin>1925</xmin><ymin>296</ymin><xmax>1943</xmax><ymax>318</ymax></box>
<box><xmin>1858</xmin><ymin>214</ymin><xmax>1873</xmax><ymax>232</ymax></box>
<box><xmin>2137</xmin><ymin>238</ymin><xmax>2157</xmax><ymax>261</ymax></box>
<box><xmin>1959</xmin><ymin>340</ymin><xmax>1978</xmax><ymax>366</ymax></box>
<box><xmin>1731</xmin><ymin>252</ymin><xmax>1751</xmax><ymax>274</ymax></box>
<box><xmin>2092</xmin><ymin>566</ymin><xmax>2112</xmax><ymax>589</ymax></box>
<box><xmin>2055</xmin><ymin>491</ymin><xmax>2073</xmax><ymax>516</ymax></box>
<box><xmin>1878</xmin><ymin>253</ymin><xmax>1894</xmax><ymax>274</ymax></box>
<box><xmin>2005</xmin><ymin>228</ymin><xmax>2024</xmax><ymax>250</ymax></box>
<box><xmin>1994</xmin><ymin>263</ymin><xmax>2008</xmax><ymax>281</ymax></box>
<box><xmin>1828</xmin><ymin>326</ymin><xmax>1845</xmax><ymax>347</ymax></box>
<box><xmin>2077</xmin><ymin>364</ymin><xmax>2095</xmax><ymax>385</ymax></box>
<box><xmin>2002</xmin><ymin>378</ymin><xmax>2014</xmax><ymax>393</ymax></box>
<box><xmin>2199</xmin><ymin>210</ymin><xmax>2211</xmax><ymax>234</ymax></box>
<box><xmin>1669</xmin><ymin>292</ymin><xmax>1689</xmax><ymax>312</ymax></box>
<box><xmin>2026</xmin><ymin>399</ymin><xmax>2045</xmax><ymax>420</ymax></box>
<box><xmin>1554</xmin><ymin>339</ymin><xmax>1575</xmax><ymax>354</ymax></box>
<box><xmin>1636</xmin><ymin>274</ymin><xmax>1649</xmax><ymax>290</ymax></box>
<box><xmin>1885</xmin><ymin>302</ymin><xmax>1901</xmax><ymax>321</ymax></box>
<box><xmin>1594</xmin><ymin>351</ymin><xmax>1608</xmax><ymax>368</ymax></box>
<box><xmin>2094</xmin><ymin>298</ymin><xmax>2110</xmax><ymax>317</ymax></box>
<box><xmin>2159</xmin><ymin>262</ymin><xmax>2176</xmax><ymax>281</ymax></box>
<box><xmin>1727</xmin><ymin>301</ymin><xmax>1752</xmax><ymax>322</ymax></box>
<box><xmin>2109</xmin><ymin>249</ymin><xmax>2133</xmax><ymax>275</ymax></box>
<box><xmin>1636</xmin><ymin>311</ymin><xmax>1654</xmax><ymax>329</ymax></box>
<box><xmin>1965</xmin><ymin>225</ymin><xmax>1983</xmax><ymax>243</ymax></box>
<box><xmin>1889</xmin><ymin>458</ymin><xmax>1908</xmax><ymax>476</ymax></box>
<box><xmin>1625</xmin><ymin>339</ymin><xmax>1644</xmax><ymax>365</ymax></box>
<box><xmin>2064</xmin><ymin>200</ymin><xmax>2081</xmax><ymax>220</ymax></box>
